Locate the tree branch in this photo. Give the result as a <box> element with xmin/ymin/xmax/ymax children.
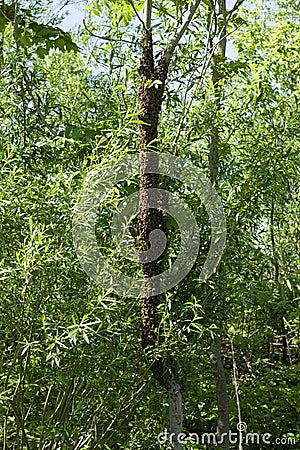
<box><xmin>22</xmin><ymin>70</ymin><xmax>57</xmax><ymax>137</ymax></box>
<box><xmin>230</xmin><ymin>336</ymin><xmax>243</xmax><ymax>450</ymax></box>
<box><xmin>229</xmin><ymin>0</ymin><xmax>246</xmax><ymax>14</ymax></box>
<box><xmin>144</xmin><ymin>0</ymin><xmax>152</xmax><ymax>29</ymax></box>
<box><xmin>162</xmin><ymin>0</ymin><xmax>202</xmax><ymax>63</ymax></box>
<box><xmin>83</xmin><ymin>19</ymin><xmax>134</xmax><ymax>44</ymax></box>
<box><xmin>128</xmin><ymin>0</ymin><xmax>145</xmax><ymax>29</ymax></box>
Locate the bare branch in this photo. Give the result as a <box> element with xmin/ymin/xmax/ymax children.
<box><xmin>83</xmin><ymin>19</ymin><xmax>134</xmax><ymax>44</ymax></box>
<box><xmin>128</xmin><ymin>0</ymin><xmax>145</xmax><ymax>29</ymax></box>
<box><xmin>229</xmin><ymin>0</ymin><xmax>246</xmax><ymax>14</ymax></box>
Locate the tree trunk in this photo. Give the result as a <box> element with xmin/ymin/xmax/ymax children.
<box><xmin>137</xmin><ymin>25</ymin><xmax>170</xmax><ymax>386</ymax></box>
<box><xmin>210</xmin><ymin>336</ymin><xmax>230</xmax><ymax>450</ymax></box>
<box><xmin>137</xmin><ymin>3</ymin><xmax>202</xmax><ymax>447</ymax></box>
<box><xmin>169</xmin><ymin>379</ymin><xmax>183</xmax><ymax>450</ymax></box>
<box><xmin>137</xmin><ymin>25</ymin><xmax>183</xmax><ymax>450</ymax></box>
<box><xmin>207</xmin><ymin>2</ymin><xmax>230</xmax><ymax>448</ymax></box>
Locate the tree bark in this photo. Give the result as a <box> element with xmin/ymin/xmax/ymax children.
<box><xmin>137</xmin><ymin>23</ymin><xmax>183</xmax><ymax>450</ymax></box>
<box><xmin>210</xmin><ymin>336</ymin><xmax>230</xmax><ymax>450</ymax></box>
<box><xmin>169</xmin><ymin>379</ymin><xmax>183</xmax><ymax>450</ymax></box>
<box><xmin>208</xmin><ymin>0</ymin><xmax>227</xmax><ymax>183</ymax></box>
<box><xmin>137</xmin><ymin>26</ymin><xmax>170</xmax><ymax>387</ymax></box>
<box><xmin>207</xmin><ymin>2</ymin><xmax>230</xmax><ymax>448</ymax></box>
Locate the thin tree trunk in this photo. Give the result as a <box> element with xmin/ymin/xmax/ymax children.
<box><xmin>210</xmin><ymin>336</ymin><xmax>230</xmax><ymax>450</ymax></box>
<box><xmin>230</xmin><ymin>336</ymin><xmax>243</xmax><ymax>450</ymax></box>
<box><xmin>208</xmin><ymin>0</ymin><xmax>226</xmax><ymax>183</ymax></box>
<box><xmin>270</xmin><ymin>199</ymin><xmax>289</xmax><ymax>365</ymax></box>
<box><xmin>169</xmin><ymin>379</ymin><xmax>183</xmax><ymax>450</ymax></box>
<box><xmin>207</xmin><ymin>2</ymin><xmax>230</xmax><ymax>448</ymax></box>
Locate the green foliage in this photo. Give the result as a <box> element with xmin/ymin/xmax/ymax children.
<box><xmin>88</xmin><ymin>0</ymin><xmax>144</xmax><ymax>26</ymax></box>
<box><xmin>0</xmin><ymin>1</ymin><xmax>79</xmax><ymax>54</ymax></box>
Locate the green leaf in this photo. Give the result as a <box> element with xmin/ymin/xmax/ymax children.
<box><xmin>36</xmin><ymin>46</ymin><xmax>48</xmax><ymax>58</ymax></box>
<box><xmin>0</xmin><ymin>17</ymin><xmax>7</xmax><ymax>32</ymax></box>
<box><xmin>53</xmin><ymin>37</ymin><xmax>66</xmax><ymax>51</ymax></box>
<box><xmin>201</xmin><ymin>0</ymin><xmax>212</xmax><ymax>6</ymax></box>
<box><xmin>20</xmin><ymin>34</ymin><xmax>32</xmax><ymax>47</ymax></box>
